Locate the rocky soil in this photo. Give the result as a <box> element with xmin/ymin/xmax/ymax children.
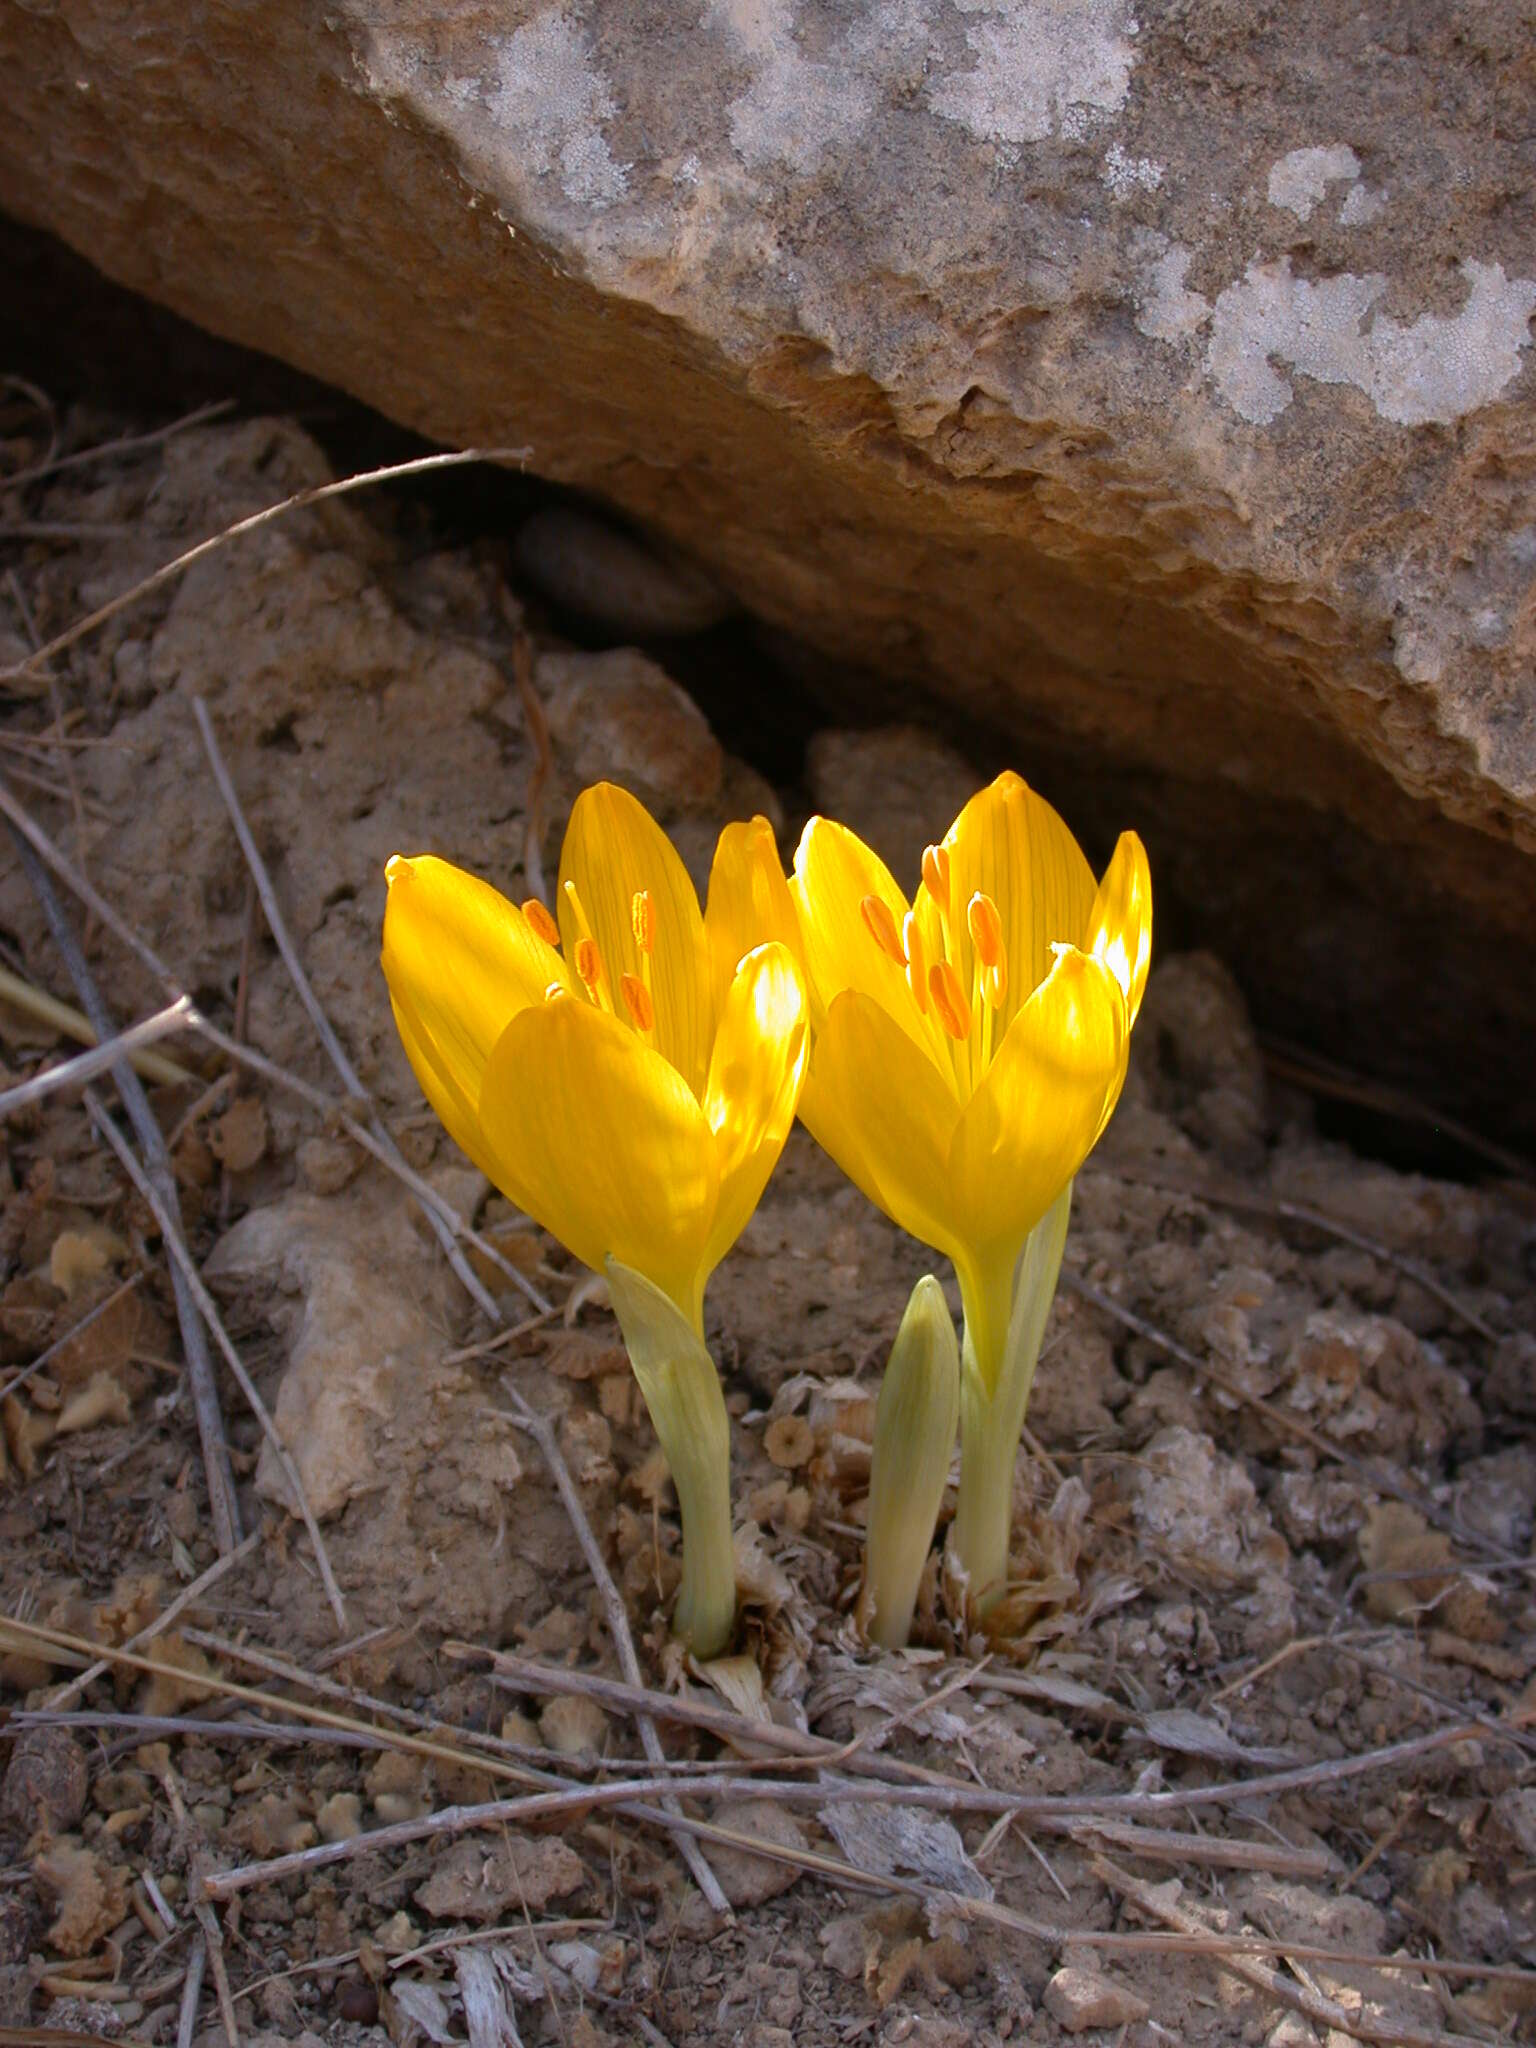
<box><xmin>0</xmin><ymin>407</ymin><xmax>1532</xmax><ymax>2047</ymax></box>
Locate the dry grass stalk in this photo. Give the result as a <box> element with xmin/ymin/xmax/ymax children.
<box><xmin>44</xmin><ymin>1527</ymin><xmax>260</xmax><ymax>1713</ymax></box>
<box><xmin>1061</xmin><ymin>1268</ymin><xmax>1514</xmax><ymax>1564</ymax></box>
<box><xmin>1089</xmin><ymin>1160</ymin><xmax>1497</xmax><ymax>1338</ymax></box>
<box><xmin>84</xmin><ymin>1091</ymin><xmax>346</xmax><ymax>1631</ymax></box>
<box><xmin>191</xmin><ymin>695</ymin><xmax>545</xmax><ymax>1321</ymax></box>
<box><xmin>0</xmin><ymin>396</ymin><xmax>235</xmax><ymax>498</ymax></box>
<box><xmin>8</xmin><ymin>814</ymin><xmax>241</xmax><ymax>1552</ymax></box>
<box><xmin>0</xmin><ymin>995</ymin><xmax>194</xmax><ymax>1114</ymax></box>
<box><xmin>1092</xmin><ymin>1853</ymin><xmax>1489</xmax><ymax>2048</ymax></box>
<box><xmin>0</xmin><ymin>778</ymin><xmax>554</xmax><ymax>1314</ymax></box>
<box><xmin>499</xmin><ymin>1376</ymin><xmax>733</xmax><ymax>1919</ymax></box>
<box><xmin>0</xmin><ymin>446</ymin><xmax>532</xmax><ymax>686</ymax></box>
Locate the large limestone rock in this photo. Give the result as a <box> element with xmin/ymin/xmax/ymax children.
<box><xmin>3</xmin><ymin>1</ymin><xmax>1534</xmax><ymax>1133</ymax></box>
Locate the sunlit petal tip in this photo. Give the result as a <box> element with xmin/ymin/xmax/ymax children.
<box><xmin>1086</xmin><ymin>829</ymin><xmax>1153</xmax><ymax>1028</ymax></box>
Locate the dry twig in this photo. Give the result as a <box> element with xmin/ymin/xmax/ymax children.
<box><xmin>192</xmin><ymin>693</ymin><xmax>539</xmax><ymax>1323</ymax></box>
<box><xmin>0</xmin><ymin>777</ymin><xmax>552</xmax><ymax>1312</ymax></box>
<box><xmin>0</xmin><ymin>995</ymin><xmax>194</xmax><ymax>1115</ymax></box>
<box><xmin>499</xmin><ymin>1376</ymin><xmax>733</xmax><ymax>1919</ymax></box>
<box><xmin>1</xmin><ymin>446</ymin><xmax>531</xmax><ymax>686</ymax></box>
<box><xmin>1092</xmin><ymin>1853</ymin><xmax>1488</xmax><ymax>2048</ymax></box>
<box><xmin>6</xmin><ymin>810</ymin><xmax>241</xmax><ymax>1550</ymax></box>
<box><xmin>44</xmin><ymin>1528</ymin><xmax>260</xmax><ymax>1713</ymax></box>
<box><xmin>0</xmin><ymin>397</ymin><xmax>236</xmax><ymax>498</ymax></box>
<box><xmin>84</xmin><ymin>1092</ymin><xmax>346</xmax><ymax>1630</ymax></box>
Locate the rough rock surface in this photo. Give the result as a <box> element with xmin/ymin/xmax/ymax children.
<box><xmin>2</xmin><ymin>4</ymin><xmax>1535</xmax><ymax>1135</ymax></box>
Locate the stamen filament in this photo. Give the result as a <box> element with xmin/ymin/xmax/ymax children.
<box><xmin>902</xmin><ymin>910</ymin><xmax>928</xmax><ymax>1015</ymax></box>
<box><xmin>631</xmin><ymin>887</ymin><xmax>655</xmax><ymax>1002</ymax></box>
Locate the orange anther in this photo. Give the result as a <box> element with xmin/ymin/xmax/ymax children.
<box><xmin>983</xmin><ymin>958</ymin><xmax>1007</xmax><ymax>1008</ymax></box>
<box><xmin>902</xmin><ymin>910</ymin><xmax>928</xmax><ymax>1014</ymax></box>
<box><xmin>523</xmin><ymin>897</ymin><xmax>560</xmax><ymax>947</ymax></box>
<box><xmin>967</xmin><ymin>891</ymin><xmax>1004</xmax><ymax>969</ymax></box>
<box><xmin>921</xmin><ymin>843</ymin><xmax>951</xmax><ymax>916</ymax></box>
<box><xmin>929</xmin><ymin>960</ymin><xmax>972</xmax><ymax>1040</ymax></box>
<box><xmin>631</xmin><ymin>889</ymin><xmax>654</xmax><ymax>953</ymax></box>
<box><xmin>575</xmin><ymin>937</ymin><xmax>604</xmax><ymax>994</ymax></box>
<box><xmin>620</xmin><ymin>972</ymin><xmax>654</xmax><ymax>1031</ymax></box>
<box><xmin>860</xmin><ymin>893</ymin><xmax>905</xmax><ymax>966</ymax></box>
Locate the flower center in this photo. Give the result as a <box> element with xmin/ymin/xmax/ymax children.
<box><xmin>860</xmin><ymin>844</ymin><xmax>1010</xmax><ymax>1073</ymax></box>
<box><xmin>535</xmin><ymin>881</ymin><xmax>658</xmax><ymax>1035</ymax></box>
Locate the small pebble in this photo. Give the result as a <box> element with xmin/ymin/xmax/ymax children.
<box><xmin>1043</xmin><ymin>1965</ymin><xmax>1150</xmax><ymax>2033</ymax></box>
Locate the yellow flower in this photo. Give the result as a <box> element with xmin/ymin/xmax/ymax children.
<box><xmin>787</xmin><ymin>770</ymin><xmax>1151</xmax><ymax>1607</ymax></box>
<box><xmin>381</xmin><ymin>783</ymin><xmax>808</xmax><ymax>1656</ymax></box>
<box><xmin>381</xmin><ymin>784</ymin><xmax>807</xmax><ymax>1333</ymax></box>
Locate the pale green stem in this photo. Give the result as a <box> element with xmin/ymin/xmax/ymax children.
<box><xmin>604</xmin><ymin>1258</ymin><xmax>736</xmax><ymax>1659</ymax></box>
<box><xmin>862</xmin><ymin>1275</ymin><xmax>960</xmax><ymax>1650</ymax></box>
<box><xmin>950</xmin><ymin>1184</ymin><xmax>1073</xmax><ymax>1610</ymax></box>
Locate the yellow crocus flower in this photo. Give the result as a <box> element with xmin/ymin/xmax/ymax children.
<box><xmin>786</xmin><ymin>770</ymin><xmax>1151</xmax><ymax>1613</ymax></box>
<box><xmin>381</xmin><ymin>783</ymin><xmax>808</xmax><ymax>1655</ymax></box>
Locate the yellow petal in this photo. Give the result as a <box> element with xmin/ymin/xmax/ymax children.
<box><xmin>703</xmin><ymin>815</ymin><xmax>802</xmax><ymax>1021</ymax></box>
<box><xmin>949</xmin><ymin>947</ymin><xmax>1126</xmax><ymax>1270</ymax></box>
<box><xmin>478</xmin><ymin>994</ymin><xmax>717</xmax><ymax>1325</ymax></box>
<box><xmin>789</xmin><ymin>817</ymin><xmax>943</xmax><ymax>1060</ymax></box>
<box><xmin>381</xmin><ymin>853</ymin><xmax>566</xmax><ymax>1113</ymax></box>
<box><xmin>700</xmin><ymin>942</ymin><xmax>808</xmax><ymax>1277</ymax></box>
<box><xmin>797</xmin><ymin>990</ymin><xmax>963</xmax><ymax>1262</ymax></box>
<box><xmin>1084</xmin><ymin>830</ymin><xmax>1152</xmax><ymax>1029</ymax></box>
<box><xmin>558</xmin><ymin>783</ymin><xmax>712</xmax><ymax>1099</ymax></box>
<box><xmin>920</xmin><ymin>773</ymin><xmax>1098</xmax><ymax>1033</ymax></box>
<box><xmin>388</xmin><ymin>989</ymin><xmax>510</xmax><ymax>1193</ymax></box>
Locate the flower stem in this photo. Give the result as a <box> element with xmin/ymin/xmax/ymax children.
<box><xmin>604</xmin><ymin>1258</ymin><xmax>737</xmax><ymax>1659</ymax></box>
<box><xmin>949</xmin><ymin>1184</ymin><xmax>1073</xmax><ymax>1613</ymax></box>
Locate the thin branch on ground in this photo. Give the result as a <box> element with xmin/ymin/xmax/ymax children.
<box><xmin>0</xmin><ymin>772</ymin><xmax>552</xmax><ymax>1315</ymax></box>
<box><xmin>1061</xmin><ymin>1267</ymin><xmax>1522</xmax><ymax>1564</ymax></box>
<box><xmin>193</xmin><ymin>693</ymin><xmax>530</xmax><ymax>1325</ymax></box>
<box><xmin>1092</xmin><ymin>1853</ymin><xmax>1489</xmax><ymax>2048</ymax></box>
<box><xmin>174</xmin><ymin>1930</ymin><xmax>207</xmax><ymax>2048</ymax></box>
<box><xmin>44</xmin><ymin>1527</ymin><xmax>260</xmax><ymax>1713</ymax></box>
<box><xmin>191</xmin><ymin>1896</ymin><xmax>240</xmax><ymax>2048</ymax></box>
<box><xmin>7</xmin><ymin>810</ymin><xmax>241</xmax><ymax>1551</ymax></box>
<box><xmin>1086</xmin><ymin>1161</ymin><xmax>1497</xmax><ymax>1338</ymax></box>
<box><xmin>499</xmin><ymin>1376</ymin><xmax>734</xmax><ymax>1920</ymax></box>
<box><xmin>0</xmin><ymin>1271</ymin><xmax>142</xmax><ymax>1406</ymax></box>
<box><xmin>1</xmin><ymin>445</ymin><xmax>532</xmax><ymax>687</ymax></box>
<box><xmin>0</xmin><ymin>995</ymin><xmax>194</xmax><ymax>1115</ymax></box>
<box><xmin>84</xmin><ymin>1093</ymin><xmax>346</xmax><ymax>1630</ymax></box>
<box><xmin>1</xmin><ymin>398</ymin><xmax>236</xmax><ymax>499</ymax></box>
<box><xmin>0</xmin><ymin>961</ymin><xmax>193</xmax><ymax>1089</ymax></box>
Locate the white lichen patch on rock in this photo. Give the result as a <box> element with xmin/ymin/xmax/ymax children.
<box><xmin>444</xmin><ymin>12</ymin><xmax>629</xmax><ymax>205</ymax></box>
<box><xmin>1266</xmin><ymin>144</ymin><xmax>1360</xmax><ymax>220</ymax></box>
<box><xmin>1103</xmin><ymin>139</ymin><xmax>1163</xmax><ymax>196</ymax></box>
<box><xmin>1205</xmin><ymin>256</ymin><xmax>1536</xmax><ymax>426</ymax></box>
<box><xmin>928</xmin><ymin>0</ymin><xmax>1140</xmax><ymax>147</ymax></box>
<box><xmin>1132</xmin><ymin>232</ymin><xmax>1208</xmax><ymax>342</ymax></box>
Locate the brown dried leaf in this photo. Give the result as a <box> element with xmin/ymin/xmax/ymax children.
<box><xmin>208</xmin><ymin>1096</ymin><xmax>268</xmax><ymax>1173</ymax></box>
<box><xmin>33</xmin><ymin>1841</ymin><xmax>130</xmax><ymax>1957</ymax></box>
<box><xmin>137</xmin><ymin>1634</ymin><xmax>217</xmax><ymax>1716</ymax></box>
<box><xmin>56</xmin><ymin>1372</ymin><xmax>133</xmax><ymax>1436</ymax></box>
